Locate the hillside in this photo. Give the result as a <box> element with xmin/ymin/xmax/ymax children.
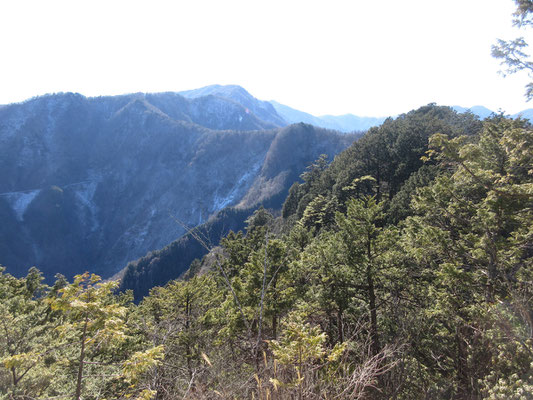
<box><xmin>0</xmin><ymin>92</ymin><xmax>353</xmax><ymax>282</ymax></box>
<box><xmin>116</xmin><ymin>121</ymin><xmax>355</xmax><ymax>299</ymax></box>
<box><xmin>4</xmin><ymin>105</ymin><xmax>531</xmax><ymax>400</ymax></box>
<box><xmin>120</xmin><ymin>104</ymin><xmax>484</xmax><ymax>300</ymax></box>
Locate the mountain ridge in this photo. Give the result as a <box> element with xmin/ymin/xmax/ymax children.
<box><xmin>6</xmin><ymin>85</ymin><xmax>530</xmax><ymax>134</ymax></box>
<box><xmin>0</xmin><ymin>90</ymin><xmax>354</xmax><ymax>283</ymax></box>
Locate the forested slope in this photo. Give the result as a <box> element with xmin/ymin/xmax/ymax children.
<box><xmin>2</xmin><ymin>105</ymin><xmax>532</xmax><ymax>399</ymax></box>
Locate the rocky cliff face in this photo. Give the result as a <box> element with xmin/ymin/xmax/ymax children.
<box><xmin>0</xmin><ymin>90</ymin><xmax>353</xmax><ymax>282</ymax></box>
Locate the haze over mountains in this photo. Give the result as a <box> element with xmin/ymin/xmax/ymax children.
<box><xmin>179</xmin><ymin>84</ymin><xmax>533</xmax><ymax>130</ymax></box>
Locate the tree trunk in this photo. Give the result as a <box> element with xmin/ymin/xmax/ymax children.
<box><xmin>455</xmin><ymin>325</ymin><xmax>477</xmax><ymax>400</ymax></box>
<box><xmin>11</xmin><ymin>366</ymin><xmax>18</xmax><ymax>387</ymax></box>
<box><xmin>75</xmin><ymin>315</ymin><xmax>89</xmax><ymax>400</ymax></box>
<box><xmin>337</xmin><ymin>309</ymin><xmax>344</xmax><ymax>343</ymax></box>
<box><xmin>185</xmin><ymin>293</ymin><xmax>193</xmax><ymax>381</ymax></box>
<box><xmin>367</xmin><ymin>233</ymin><xmax>380</xmax><ymax>356</ymax></box>
<box><xmin>256</xmin><ymin>232</ymin><xmax>269</xmax><ymax>366</ymax></box>
<box><xmin>376</xmin><ymin>164</ymin><xmax>381</xmax><ymax>202</ymax></box>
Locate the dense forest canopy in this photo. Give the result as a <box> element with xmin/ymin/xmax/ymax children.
<box><xmin>2</xmin><ymin>103</ymin><xmax>532</xmax><ymax>399</ymax></box>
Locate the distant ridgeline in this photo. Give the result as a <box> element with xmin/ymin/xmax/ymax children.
<box><xmin>0</xmin><ymin>85</ymin><xmax>354</xmax><ymax>285</ymax></box>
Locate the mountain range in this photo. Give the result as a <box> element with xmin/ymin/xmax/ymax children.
<box><xmin>1</xmin><ymin>84</ymin><xmax>531</xmax><ymax>292</ymax></box>
<box><xmin>0</xmin><ymin>89</ymin><xmax>353</xmax><ymax>283</ymax></box>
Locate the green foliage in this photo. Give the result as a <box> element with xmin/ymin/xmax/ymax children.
<box><xmin>399</xmin><ymin>116</ymin><xmax>533</xmax><ymax>398</ymax></box>
<box><xmin>0</xmin><ymin>271</ymin><xmax>162</xmax><ymax>400</ymax></box>
<box><xmin>300</xmin><ymin>194</ymin><xmax>337</xmax><ymax>232</ymax></box>
<box><xmin>137</xmin><ymin>274</ymin><xmax>222</xmax><ymax>396</ymax></box>
<box><xmin>0</xmin><ymin>267</ymin><xmax>56</xmax><ymax>398</ymax></box>
<box><xmin>127</xmin><ymin>113</ymin><xmax>529</xmax><ymax>399</ymax></box>
<box><xmin>281</xmin><ymin>104</ymin><xmax>482</xmax><ymax>224</ymax></box>
<box><xmin>270</xmin><ymin>311</ymin><xmax>328</xmax><ymax>367</ymax></box>
<box><xmin>492</xmin><ymin>0</ymin><xmax>533</xmax><ymax>100</ymax></box>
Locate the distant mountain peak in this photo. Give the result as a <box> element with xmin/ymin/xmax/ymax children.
<box><xmin>180</xmin><ymin>85</ymin><xmax>286</xmax><ymax>128</ymax></box>
<box><xmin>179</xmin><ymin>84</ymin><xmax>251</xmax><ymax>99</ymax></box>
<box><xmin>451</xmin><ymin>105</ymin><xmax>494</xmax><ymax>119</ymax></box>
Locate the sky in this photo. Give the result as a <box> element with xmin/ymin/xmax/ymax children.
<box><xmin>0</xmin><ymin>0</ymin><xmax>531</xmax><ymax>117</ymax></box>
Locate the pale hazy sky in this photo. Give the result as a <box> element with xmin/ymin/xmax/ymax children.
<box><xmin>0</xmin><ymin>0</ymin><xmax>531</xmax><ymax>116</ymax></box>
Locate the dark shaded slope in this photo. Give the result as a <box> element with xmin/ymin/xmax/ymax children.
<box><xmin>0</xmin><ymin>93</ymin><xmax>97</xmax><ymax>193</ymax></box>
<box><xmin>119</xmin><ymin>207</ymin><xmax>254</xmax><ymax>302</ymax></box>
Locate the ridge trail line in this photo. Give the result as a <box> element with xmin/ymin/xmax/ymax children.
<box><xmin>0</xmin><ymin>180</ymin><xmax>94</xmax><ymax>197</ymax></box>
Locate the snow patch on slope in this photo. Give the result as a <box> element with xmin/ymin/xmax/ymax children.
<box><xmin>3</xmin><ymin>190</ymin><xmax>40</xmax><ymax>221</ymax></box>
<box><xmin>211</xmin><ymin>159</ymin><xmax>263</xmax><ymax>212</ymax></box>
<box><xmin>74</xmin><ymin>180</ymin><xmax>99</xmax><ymax>231</ymax></box>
